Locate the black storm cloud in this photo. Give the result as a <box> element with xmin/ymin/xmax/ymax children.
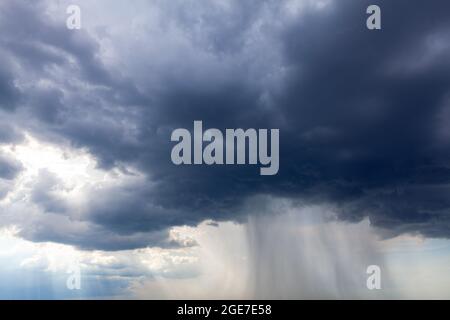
<box><xmin>1</xmin><ymin>0</ymin><xmax>450</xmax><ymax>250</ymax></box>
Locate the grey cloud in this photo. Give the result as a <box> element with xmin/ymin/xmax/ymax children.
<box><xmin>0</xmin><ymin>153</ymin><xmax>22</xmax><ymax>180</ymax></box>
<box><xmin>1</xmin><ymin>0</ymin><xmax>450</xmax><ymax>249</ymax></box>
<box><xmin>31</xmin><ymin>170</ymin><xmax>69</xmax><ymax>214</ymax></box>
<box><xmin>0</xmin><ymin>120</ymin><xmax>24</xmax><ymax>144</ymax></box>
<box><xmin>19</xmin><ymin>221</ymin><xmax>179</xmax><ymax>251</ymax></box>
<box><xmin>0</xmin><ymin>62</ymin><xmax>20</xmax><ymax>112</ymax></box>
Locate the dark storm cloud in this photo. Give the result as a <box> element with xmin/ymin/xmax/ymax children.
<box><xmin>125</xmin><ymin>0</ymin><xmax>450</xmax><ymax>240</ymax></box>
<box><xmin>1</xmin><ymin>0</ymin><xmax>450</xmax><ymax>249</ymax></box>
<box><xmin>0</xmin><ymin>1</ymin><xmax>107</xmax><ymax>84</ymax></box>
<box><xmin>273</xmin><ymin>0</ymin><xmax>450</xmax><ymax>237</ymax></box>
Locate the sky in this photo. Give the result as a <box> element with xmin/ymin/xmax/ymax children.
<box><xmin>0</xmin><ymin>0</ymin><xmax>450</xmax><ymax>299</ymax></box>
